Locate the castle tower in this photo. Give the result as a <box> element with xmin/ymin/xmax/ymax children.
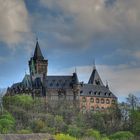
<box><xmin>29</xmin><ymin>41</ymin><xmax>48</xmax><ymax>79</ymax></box>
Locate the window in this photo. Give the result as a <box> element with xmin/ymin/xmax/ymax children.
<box><xmin>101</xmin><ymin>98</ymin><xmax>105</xmax><ymax>104</ymax></box>
<box><xmin>96</xmin><ymin>106</ymin><xmax>100</xmax><ymax>111</ymax></box>
<box><xmin>94</xmin><ymin>91</ymin><xmax>97</xmax><ymax>95</ymax></box>
<box><xmin>101</xmin><ymin>107</ymin><xmax>104</xmax><ymax>110</ymax></box>
<box><xmin>106</xmin><ymin>99</ymin><xmax>110</xmax><ymax>104</ymax></box>
<box><xmin>82</xmin><ymin>97</ymin><xmax>86</xmax><ymax>102</ymax></box>
<box><xmin>90</xmin><ymin>106</ymin><xmax>94</xmax><ymax>111</ymax></box>
<box><xmin>98</xmin><ymin>92</ymin><xmax>101</xmax><ymax>96</ymax></box>
<box><xmin>82</xmin><ymin>106</ymin><xmax>86</xmax><ymax>112</ymax></box>
<box><xmin>112</xmin><ymin>99</ymin><xmax>116</xmax><ymax>104</ymax></box>
<box><xmin>90</xmin><ymin>97</ymin><xmax>94</xmax><ymax>103</ymax></box>
<box><xmin>50</xmin><ymin>83</ymin><xmax>53</xmax><ymax>87</ymax></box>
<box><xmin>89</xmin><ymin>91</ymin><xmax>93</xmax><ymax>95</ymax></box>
<box><xmin>80</xmin><ymin>90</ymin><xmax>83</xmax><ymax>94</ymax></box>
<box><xmin>96</xmin><ymin>98</ymin><xmax>99</xmax><ymax>103</ymax></box>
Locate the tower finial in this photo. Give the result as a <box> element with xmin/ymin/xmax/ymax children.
<box><xmin>24</xmin><ymin>68</ymin><xmax>27</xmax><ymax>75</ymax></box>
<box><xmin>75</xmin><ymin>67</ymin><xmax>77</xmax><ymax>73</ymax></box>
<box><xmin>93</xmin><ymin>58</ymin><xmax>96</xmax><ymax>69</ymax></box>
<box><xmin>106</xmin><ymin>80</ymin><xmax>109</xmax><ymax>89</ymax></box>
<box><xmin>36</xmin><ymin>37</ymin><xmax>38</xmax><ymax>42</ymax></box>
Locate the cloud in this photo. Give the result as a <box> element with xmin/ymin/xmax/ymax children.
<box><xmin>39</xmin><ymin>0</ymin><xmax>140</xmax><ymax>48</ymax></box>
<box><xmin>0</xmin><ymin>0</ymin><xmax>30</xmax><ymax>45</ymax></box>
<box><xmin>132</xmin><ymin>51</ymin><xmax>140</xmax><ymax>59</ymax></box>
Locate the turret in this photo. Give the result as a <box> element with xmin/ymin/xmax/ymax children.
<box><xmin>29</xmin><ymin>41</ymin><xmax>48</xmax><ymax>78</ymax></box>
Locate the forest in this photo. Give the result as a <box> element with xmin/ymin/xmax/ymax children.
<box><xmin>0</xmin><ymin>94</ymin><xmax>140</xmax><ymax>140</ymax></box>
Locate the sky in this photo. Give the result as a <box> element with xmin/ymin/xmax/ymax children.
<box><xmin>0</xmin><ymin>0</ymin><xmax>140</xmax><ymax>102</ymax></box>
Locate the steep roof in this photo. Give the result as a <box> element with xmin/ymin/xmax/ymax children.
<box><xmin>80</xmin><ymin>84</ymin><xmax>117</xmax><ymax>99</ymax></box>
<box><xmin>88</xmin><ymin>67</ymin><xmax>104</xmax><ymax>86</ymax></box>
<box><xmin>33</xmin><ymin>41</ymin><xmax>44</xmax><ymax>60</ymax></box>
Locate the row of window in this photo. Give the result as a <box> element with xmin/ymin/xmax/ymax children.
<box><xmin>82</xmin><ymin>106</ymin><xmax>105</xmax><ymax>111</ymax></box>
<box><xmin>80</xmin><ymin>90</ymin><xmax>112</xmax><ymax>96</ymax></box>
<box><xmin>82</xmin><ymin>97</ymin><xmax>116</xmax><ymax>104</ymax></box>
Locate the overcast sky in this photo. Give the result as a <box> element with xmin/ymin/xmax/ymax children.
<box><xmin>0</xmin><ymin>0</ymin><xmax>140</xmax><ymax>101</ymax></box>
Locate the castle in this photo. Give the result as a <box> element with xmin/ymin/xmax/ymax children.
<box><xmin>6</xmin><ymin>41</ymin><xmax>117</xmax><ymax>111</ymax></box>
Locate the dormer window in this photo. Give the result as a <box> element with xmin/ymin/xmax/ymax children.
<box><xmin>95</xmin><ymin>79</ymin><xmax>100</xmax><ymax>85</ymax></box>
<box><xmin>109</xmin><ymin>92</ymin><xmax>111</xmax><ymax>96</ymax></box>
<box><xmin>89</xmin><ymin>91</ymin><xmax>93</xmax><ymax>95</ymax></box>
<box><xmin>50</xmin><ymin>83</ymin><xmax>53</xmax><ymax>87</ymax></box>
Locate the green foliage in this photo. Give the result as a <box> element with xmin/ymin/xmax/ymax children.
<box><xmin>31</xmin><ymin>120</ymin><xmax>45</xmax><ymax>133</ymax></box>
<box><xmin>101</xmin><ymin>137</ymin><xmax>110</xmax><ymax>140</ymax></box>
<box><xmin>13</xmin><ymin>95</ymin><xmax>33</xmax><ymax>107</ymax></box>
<box><xmin>86</xmin><ymin>129</ymin><xmax>101</xmax><ymax>140</ymax></box>
<box><xmin>17</xmin><ymin>129</ymin><xmax>32</xmax><ymax>134</ymax></box>
<box><xmin>67</xmin><ymin>125</ymin><xmax>82</xmax><ymax>138</ymax></box>
<box><xmin>130</xmin><ymin>110</ymin><xmax>140</xmax><ymax>135</ymax></box>
<box><xmin>109</xmin><ymin>131</ymin><xmax>134</xmax><ymax>140</ymax></box>
<box><xmin>0</xmin><ymin>113</ymin><xmax>15</xmax><ymax>134</ymax></box>
<box><xmin>55</xmin><ymin>133</ymin><xmax>77</xmax><ymax>140</ymax></box>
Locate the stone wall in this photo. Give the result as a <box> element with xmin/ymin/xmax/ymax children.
<box><xmin>0</xmin><ymin>133</ymin><xmax>53</xmax><ymax>140</ymax></box>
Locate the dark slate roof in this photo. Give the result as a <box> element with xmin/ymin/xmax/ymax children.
<box><xmin>11</xmin><ymin>82</ymin><xmax>22</xmax><ymax>89</ymax></box>
<box><xmin>88</xmin><ymin>68</ymin><xmax>104</xmax><ymax>86</ymax></box>
<box><xmin>22</xmin><ymin>74</ymin><xmax>32</xmax><ymax>88</ymax></box>
<box><xmin>80</xmin><ymin>84</ymin><xmax>117</xmax><ymax>98</ymax></box>
<box><xmin>45</xmin><ymin>75</ymin><xmax>75</xmax><ymax>89</ymax></box>
<box><xmin>33</xmin><ymin>41</ymin><xmax>44</xmax><ymax>60</ymax></box>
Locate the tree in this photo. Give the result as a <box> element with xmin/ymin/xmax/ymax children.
<box><xmin>109</xmin><ymin>131</ymin><xmax>134</xmax><ymax>140</ymax></box>
<box><xmin>130</xmin><ymin>110</ymin><xmax>140</xmax><ymax>135</ymax></box>
<box><xmin>0</xmin><ymin>113</ymin><xmax>15</xmax><ymax>134</ymax></box>
<box><xmin>67</xmin><ymin>125</ymin><xmax>82</xmax><ymax>138</ymax></box>
<box><xmin>126</xmin><ymin>94</ymin><xmax>139</xmax><ymax>111</ymax></box>
<box><xmin>86</xmin><ymin>129</ymin><xmax>101</xmax><ymax>140</ymax></box>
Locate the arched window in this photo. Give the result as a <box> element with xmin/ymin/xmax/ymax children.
<box><xmin>101</xmin><ymin>107</ymin><xmax>104</xmax><ymax>110</ymax></box>
<box><xmin>101</xmin><ymin>98</ymin><xmax>105</xmax><ymax>104</ymax></box>
<box><xmin>106</xmin><ymin>99</ymin><xmax>110</xmax><ymax>104</ymax></box>
<box><xmin>82</xmin><ymin>106</ymin><xmax>86</xmax><ymax>112</ymax></box>
<box><xmin>112</xmin><ymin>99</ymin><xmax>116</xmax><ymax>104</ymax></box>
<box><xmin>96</xmin><ymin>106</ymin><xmax>100</xmax><ymax>111</ymax></box>
<box><xmin>90</xmin><ymin>106</ymin><xmax>94</xmax><ymax>111</ymax></box>
<box><xmin>96</xmin><ymin>98</ymin><xmax>99</xmax><ymax>103</ymax></box>
<box><xmin>82</xmin><ymin>97</ymin><xmax>86</xmax><ymax>102</ymax></box>
<box><xmin>90</xmin><ymin>97</ymin><xmax>94</xmax><ymax>103</ymax></box>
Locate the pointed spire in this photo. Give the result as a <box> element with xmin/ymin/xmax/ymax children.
<box><xmin>106</xmin><ymin>80</ymin><xmax>109</xmax><ymax>89</ymax></box>
<box><xmin>88</xmin><ymin>65</ymin><xmax>104</xmax><ymax>86</ymax></box>
<box><xmin>93</xmin><ymin>58</ymin><xmax>96</xmax><ymax>69</ymax></box>
<box><xmin>33</xmin><ymin>40</ymin><xmax>44</xmax><ymax>60</ymax></box>
<box><xmin>73</xmin><ymin>72</ymin><xmax>79</xmax><ymax>85</ymax></box>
